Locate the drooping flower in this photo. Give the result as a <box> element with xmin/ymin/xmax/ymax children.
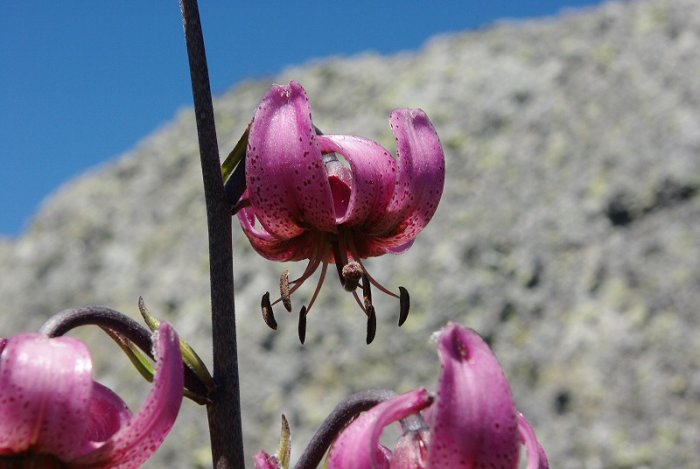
<box><xmin>327</xmin><ymin>322</ymin><xmax>549</xmax><ymax>468</ymax></box>
<box><xmin>237</xmin><ymin>81</ymin><xmax>445</xmax><ymax>342</ymax></box>
<box><xmin>0</xmin><ymin>323</ymin><xmax>183</xmax><ymax>468</ymax></box>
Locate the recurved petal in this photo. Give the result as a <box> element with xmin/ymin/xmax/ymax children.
<box><xmin>318</xmin><ymin>135</ymin><xmax>397</xmax><ymax>226</ymax></box>
<box><xmin>518</xmin><ymin>413</ymin><xmax>549</xmax><ymax>469</ymax></box>
<box><xmin>73</xmin><ymin>323</ymin><xmax>183</xmax><ymax>468</ymax></box>
<box><xmin>327</xmin><ymin>389</ymin><xmax>432</xmax><ymax>469</ymax></box>
<box><xmin>238</xmin><ymin>204</ymin><xmax>322</xmax><ymax>261</ymax></box>
<box><xmin>0</xmin><ymin>333</ymin><xmax>93</xmax><ymax>460</ymax></box>
<box><xmin>372</xmin><ymin>109</ymin><xmax>445</xmax><ymax>249</ymax></box>
<box><xmin>426</xmin><ymin>323</ymin><xmax>520</xmax><ymax>468</ymax></box>
<box><xmin>247</xmin><ymin>81</ymin><xmax>336</xmax><ymax>238</ymax></box>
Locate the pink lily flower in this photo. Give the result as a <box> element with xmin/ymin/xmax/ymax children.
<box><xmin>0</xmin><ymin>323</ymin><xmax>183</xmax><ymax>468</ymax></box>
<box><xmin>237</xmin><ymin>81</ymin><xmax>445</xmax><ymax>340</ymax></box>
<box><xmin>327</xmin><ymin>323</ymin><xmax>549</xmax><ymax>468</ymax></box>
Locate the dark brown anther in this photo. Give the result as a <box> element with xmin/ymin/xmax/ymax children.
<box><xmin>361</xmin><ymin>273</ymin><xmax>373</xmax><ymax>308</ymax></box>
<box><xmin>298</xmin><ymin>306</ymin><xmax>307</xmax><ymax>344</ymax></box>
<box><xmin>280</xmin><ymin>270</ymin><xmax>292</xmax><ymax>312</ymax></box>
<box><xmin>366</xmin><ymin>305</ymin><xmax>377</xmax><ymax>344</ymax></box>
<box><xmin>398</xmin><ymin>286</ymin><xmax>410</xmax><ymax>327</ymax></box>
<box><xmin>261</xmin><ymin>292</ymin><xmax>277</xmax><ymax>330</ymax></box>
<box><xmin>342</xmin><ymin>261</ymin><xmax>363</xmax><ymax>292</ymax></box>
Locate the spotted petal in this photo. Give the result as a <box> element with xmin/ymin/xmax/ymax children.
<box><xmin>72</xmin><ymin>322</ymin><xmax>183</xmax><ymax>467</ymax></box>
<box><xmin>327</xmin><ymin>389</ymin><xmax>432</xmax><ymax>469</ymax></box>
<box><xmin>426</xmin><ymin>323</ymin><xmax>520</xmax><ymax>468</ymax></box>
<box><xmin>238</xmin><ymin>194</ymin><xmax>322</xmax><ymax>262</ymax></box>
<box><xmin>0</xmin><ymin>333</ymin><xmax>94</xmax><ymax>461</ymax></box>
<box><xmin>247</xmin><ymin>81</ymin><xmax>336</xmax><ymax>239</ymax></box>
<box><xmin>371</xmin><ymin>108</ymin><xmax>445</xmax><ymax>250</ymax></box>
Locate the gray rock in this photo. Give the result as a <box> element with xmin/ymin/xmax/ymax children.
<box><xmin>1</xmin><ymin>0</ymin><xmax>699</xmax><ymax>467</ymax></box>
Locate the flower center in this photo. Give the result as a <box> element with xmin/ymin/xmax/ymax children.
<box><xmin>323</xmin><ymin>152</ymin><xmax>352</xmax><ymax>220</ymax></box>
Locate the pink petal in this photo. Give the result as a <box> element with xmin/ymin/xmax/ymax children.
<box><xmin>371</xmin><ymin>109</ymin><xmax>445</xmax><ymax>250</ymax></box>
<box><xmin>72</xmin><ymin>323</ymin><xmax>183</xmax><ymax>468</ymax></box>
<box><xmin>0</xmin><ymin>334</ymin><xmax>93</xmax><ymax>460</ymax></box>
<box><xmin>518</xmin><ymin>413</ymin><xmax>549</xmax><ymax>469</ymax></box>
<box><xmin>247</xmin><ymin>81</ymin><xmax>336</xmax><ymax>238</ymax></box>
<box><xmin>238</xmin><ymin>201</ymin><xmax>321</xmax><ymax>262</ymax></box>
<box><xmin>426</xmin><ymin>323</ymin><xmax>520</xmax><ymax>468</ymax></box>
<box><xmin>254</xmin><ymin>451</ymin><xmax>282</xmax><ymax>469</ymax></box>
<box><xmin>317</xmin><ymin>135</ymin><xmax>397</xmax><ymax>226</ymax></box>
<box><xmin>83</xmin><ymin>383</ymin><xmax>132</xmax><ymax>445</ymax></box>
<box><xmin>328</xmin><ymin>389</ymin><xmax>432</xmax><ymax>469</ymax></box>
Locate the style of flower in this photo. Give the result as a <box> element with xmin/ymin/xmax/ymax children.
<box><xmin>237</xmin><ymin>81</ymin><xmax>445</xmax><ymax>342</ymax></box>
<box><xmin>0</xmin><ymin>323</ymin><xmax>183</xmax><ymax>468</ymax></box>
<box><xmin>327</xmin><ymin>322</ymin><xmax>549</xmax><ymax>468</ymax></box>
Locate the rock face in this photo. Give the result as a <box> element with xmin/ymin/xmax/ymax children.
<box><xmin>2</xmin><ymin>0</ymin><xmax>699</xmax><ymax>466</ymax></box>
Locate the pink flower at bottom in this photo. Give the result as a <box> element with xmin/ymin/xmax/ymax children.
<box><xmin>327</xmin><ymin>323</ymin><xmax>548</xmax><ymax>469</ymax></box>
<box><xmin>0</xmin><ymin>323</ymin><xmax>183</xmax><ymax>468</ymax></box>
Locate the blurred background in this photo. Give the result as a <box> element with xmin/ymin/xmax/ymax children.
<box><xmin>2</xmin><ymin>0</ymin><xmax>699</xmax><ymax>468</ymax></box>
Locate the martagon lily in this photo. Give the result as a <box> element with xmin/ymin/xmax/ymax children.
<box><xmin>237</xmin><ymin>81</ymin><xmax>445</xmax><ymax>342</ymax></box>
<box><xmin>0</xmin><ymin>323</ymin><xmax>183</xmax><ymax>468</ymax></box>
<box><xmin>326</xmin><ymin>322</ymin><xmax>549</xmax><ymax>468</ymax></box>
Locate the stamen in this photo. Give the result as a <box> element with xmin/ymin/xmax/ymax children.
<box><xmin>398</xmin><ymin>286</ymin><xmax>410</xmax><ymax>326</ymax></box>
<box><xmin>366</xmin><ymin>305</ymin><xmax>376</xmax><ymax>345</ymax></box>
<box><xmin>288</xmin><ymin>239</ymin><xmax>329</xmax><ymax>294</ymax></box>
<box><xmin>332</xmin><ymin>240</ymin><xmax>349</xmax><ymax>288</ymax></box>
<box><xmin>361</xmin><ymin>273</ymin><xmax>373</xmax><ymax>306</ymax></box>
<box><xmin>305</xmin><ymin>260</ymin><xmax>329</xmax><ymax>314</ymax></box>
<box><xmin>342</xmin><ymin>261</ymin><xmax>363</xmax><ymax>292</ymax></box>
<box><xmin>271</xmin><ymin>243</ymin><xmax>328</xmax><ymax>310</ymax></box>
<box><xmin>345</xmin><ymin>237</ymin><xmax>400</xmax><ymax>299</ymax></box>
<box><xmin>280</xmin><ymin>270</ymin><xmax>292</xmax><ymax>312</ymax></box>
<box><xmin>298</xmin><ymin>306</ymin><xmax>307</xmax><ymax>344</ymax></box>
<box><xmin>261</xmin><ymin>292</ymin><xmax>277</xmax><ymax>330</ymax></box>
<box><xmin>351</xmin><ymin>290</ymin><xmax>367</xmax><ymax>313</ymax></box>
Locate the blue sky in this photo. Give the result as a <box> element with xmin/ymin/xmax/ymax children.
<box><xmin>0</xmin><ymin>1</ymin><xmax>605</xmax><ymax>237</ymax></box>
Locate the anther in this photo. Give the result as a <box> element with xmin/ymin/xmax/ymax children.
<box><xmin>398</xmin><ymin>286</ymin><xmax>410</xmax><ymax>327</ymax></box>
<box><xmin>361</xmin><ymin>273</ymin><xmax>373</xmax><ymax>308</ymax></box>
<box><xmin>280</xmin><ymin>270</ymin><xmax>292</xmax><ymax>312</ymax></box>
<box><xmin>366</xmin><ymin>305</ymin><xmax>376</xmax><ymax>345</ymax></box>
<box><xmin>261</xmin><ymin>292</ymin><xmax>277</xmax><ymax>330</ymax></box>
<box><xmin>342</xmin><ymin>261</ymin><xmax>363</xmax><ymax>292</ymax></box>
<box><xmin>298</xmin><ymin>306</ymin><xmax>308</xmax><ymax>345</ymax></box>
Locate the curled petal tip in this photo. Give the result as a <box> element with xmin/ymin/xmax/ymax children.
<box><xmin>328</xmin><ymin>388</ymin><xmax>432</xmax><ymax>469</ymax></box>
<box><xmin>428</xmin><ymin>323</ymin><xmax>520</xmax><ymax>468</ymax></box>
<box><xmin>74</xmin><ymin>322</ymin><xmax>184</xmax><ymax>467</ymax></box>
<box><xmin>519</xmin><ymin>413</ymin><xmax>549</xmax><ymax>469</ymax></box>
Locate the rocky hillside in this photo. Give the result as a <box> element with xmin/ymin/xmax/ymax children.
<box><xmin>2</xmin><ymin>0</ymin><xmax>699</xmax><ymax>467</ymax></box>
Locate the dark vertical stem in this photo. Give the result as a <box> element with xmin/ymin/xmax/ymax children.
<box><xmin>179</xmin><ymin>1</ymin><xmax>244</xmax><ymax>467</ymax></box>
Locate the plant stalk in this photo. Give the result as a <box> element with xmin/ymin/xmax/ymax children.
<box><xmin>179</xmin><ymin>0</ymin><xmax>244</xmax><ymax>467</ymax></box>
